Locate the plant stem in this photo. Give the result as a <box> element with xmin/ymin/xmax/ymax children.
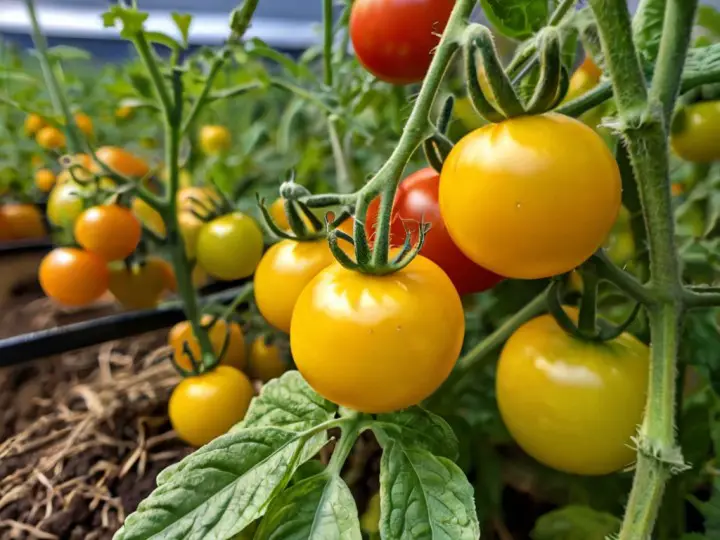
<box><xmin>322</xmin><ymin>0</ymin><xmax>334</xmax><ymax>87</ymax></box>
<box><xmin>24</xmin><ymin>0</ymin><xmax>83</xmax><ymax>153</ymax></box>
<box><xmin>181</xmin><ymin>54</ymin><xmax>225</xmax><ymax>136</ymax></box>
<box><xmin>588</xmin><ymin>0</ymin><xmax>697</xmax><ymax>537</ymax></box>
<box><xmin>220</xmin><ymin>282</ymin><xmax>254</xmax><ymax>320</ymax></box>
<box><xmin>327</xmin><ymin>415</ymin><xmax>363</xmax><ymax>476</ymax></box>
<box><xmin>328</xmin><ymin>115</ymin><xmax>353</xmax><ymax>193</ymax></box>
<box><xmin>578</xmin><ymin>263</ymin><xmax>599</xmax><ymax>336</ymax></box>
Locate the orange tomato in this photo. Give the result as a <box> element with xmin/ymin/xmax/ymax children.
<box><xmin>74</xmin><ymin>205</ymin><xmax>142</xmax><ymax>261</ymax></box>
<box><xmin>36</xmin><ymin>126</ymin><xmax>66</xmax><ymax>150</ymax></box>
<box><xmin>73</xmin><ymin>112</ymin><xmax>94</xmax><ymax>138</ymax></box>
<box><xmin>25</xmin><ymin>113</ymin><xmax>46</xmax><ymax>136</ymax></box>
<box><xmin>169</xmin><ymin>314</ymin><xmax>247</xmax><ymax>371</ymax></box>
<box><xmin>93</xmin><ymin>146</ymin><xmax>150</xmax><ymax>178</ymax></box>
<box><xmin>0</xmin><ymin>204</ymin><xmax>46</xmax><ymax>239</ymax></box>
<box><xmin>35</xmin><ymin>168</ymin><xmax>56</xmax><ymax>192</ymax></box>
<box><xmin>39</xmin><ymin>248</ymin><xmax>109</xmax><ymax>306</ymax></box>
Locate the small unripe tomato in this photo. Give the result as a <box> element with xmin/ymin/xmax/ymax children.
<box><xmin>39</xmin><ymin>247</ymin><xmax>109</xmax><ymax>306</ymax></box>
<box><xmin>169</xmin><ymin>366</ymin><xmax>254</xmax><ymax>447</ymax></box>
<box><xmin>670</xmin><ymin>101</ymin><xmax>720</xmax><ymax>163</ymax></box>
<box><xmin>0</xmin><ymin>203</ymin><xmax>46</xmax><ymax>239</ymax></box>
<box><xmin>254</xmin><ymin>239</ymin><xmax>335</xmax><ymax>333</ymax></box>
<box><xmin>25</xmin><ymin>113</ymin><xmax>46</xmax><ymax>136</ymax></box>
<box><xmin>36</xmin><ymin>126</ymin><xmax>66</xmax><ymax>150</ymax></box>
<box><xmin>291</xmin><ymin>255</ymin><xmax>464</xmax><ymax>413</ymax></box>
<box><xmin>34</xmin><ymin>168</ymin><xmax>56</xmax><ymax>192</ymax></box>
<box><xmin>169</xmin><ymin>314</ymin><xmax>247</xmax><ymax>371</ymax></box>
<box><xmin>94</xmin><ymin>146</ymin><xmax>150</xmax><ymax>178</ymax></box>
<box><xmin>73</xmin><ymin>112</ymin><xmax>94</xmax><ymax>138</ymax></box>
<box><xmin>496</xmin><ymin>308</ymin><xmax>649</xmax><ymax>475</ymax></box>
<box><xmin>199</xmin><ymin>125</ymin><xmax>231</xmax><ymax>155</ymax></box>
<box><xmin>196</xmin><ymin>212</ymin><xmax>264</xmax><ymax>281</ymax></box>
<box><xmin>47</xmin><ymin>181</ymin><xmax>87</xmax><ymax>228</ymax></box>
<box><xmin>439</xmin><ymin>113</ymin><xmax>621</xmax><ymax>279</ymax></box>
<box><xmin>248</xmin><ymin>338</ymin><xmax>287</xmax><ymax>382</ymax></box>
<box><xmin>74</xmin><ymin>205</ymin><xmax>142</xmax><ymax>261</ymax></box>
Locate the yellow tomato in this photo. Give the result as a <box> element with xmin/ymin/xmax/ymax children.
<box><xmin>34</xmin><ymin>168</ymin><xmax>56</xmax><ymax>192</ymax></box>
<box><xmin>248</xmin><ymin>338</ymin><xmax>287</xmax><ymax>382</ymax></box>
<box><xmin>291</xmin><ymin>255</ymin><xmax>464</xmax><ymax>413</ymax></box>
<box><xmin>671</xmin><ymin>101</ymin><xmax>720</xmax><ymax>163</ymax></box>
<box><xmin>177</xmin><ymin>186</ymin><xmax>220</xmax><ymax>214</ymax></box>
<box><xmin>169</xmin><ymin>366</ymin><xmax>254</xmax><ymax>447</ymax></box>
<box><xmin>108</xmin><ymin>257</ymin><xmax>171</xmax><ymax>310</ymax></box>
<box><xmin>115</xmin><ymin>105</ymin><xmax>134</xmax><ymax>120</ymax></box>
<box><xmin>564</xmin><ymin>56</ymin><xmax>602</xmax><ymax>103</ymax></box>
<box><xmin>94</xmin><ymin>146</ymin><xmax>150</xmax><ymax>178</ymax></box>
<box><xmin>496</xmin><ymin>308</ymin><xmax>649</xmax><ymax>475</ymax></box>
<box><xmin>47</xmin><ymin>181</ymin><xmax>88</xmax><ymax>228</ymax></box>
<box><xmin>178</xmin><ymin>211</ymin><xmax>204</xmax><ymax>260</ymax></box>
<box><xmin>196</xmin><ymin>213</ymin><xmax>264</xmax><ymax>281</ymax></box>
<box><xmin>254</xmin><ymin>239</ymin><xmax>335</xmax><ymax>333</ymax></box>
<box><xmin>160</xmin><ymin>166</ymin><xmax>193</xmax><ymax>189</ymax></box>
<box><xmin>74</xmin><ymin>112</ymin><xmax>94</xmax><ymax>138</ymax></box>
<box><xmin>439</xmin><ymin>113</ymin><xmax>621</xmax><ymax>279</ymax></box>
<box><xmin>0</xmin><ymin>204</ymin><xmax>46</xmax><ymax>239</ymax></box>
<box><xmin>25</xmin><ymin>113</ymin><xmax>46</xmax><ymax>136</ymax></box>
<box><xmin>169</xmin><ymin>314</ymin><xmax>247</xmax><ymax>372</ymax></box>
<box><xmin>57</xmin><ymin>153</ymin><xmax>94</xmax><ymax>185</ymax></box>
<box><xmin>199</xmin><ymin>125</ymin><xmax>231</xmax><ymax>155</ymax></box>
<box><xmin>132</xmin><ymin>197</ymin><xmax>166</xmax><ymax>238</ymax></box>
<box><xmin>35</xmin><ymin>126</ymin><xmax>66</xmax><ymax>150</ymax></box>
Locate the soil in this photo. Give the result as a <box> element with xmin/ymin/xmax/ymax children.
<box><xmin>0</xmin><ymin>284</ymin><xmax>191</xmax><ymax>540</ymax></box>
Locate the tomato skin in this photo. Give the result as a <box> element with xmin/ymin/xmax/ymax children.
<box><xmin>249</xmin><ymin>339</ymin><xmax>287</xmax><ymax>382</ymax></box>
<box><xmin>196</xmin><ymin>213</ymin><xmax>264</xmax><ymax>281</ymax></box>
<box><xmin>108</xmin><ymin>257</ymin><xmax>170</xmax><ymax>310</ymax></box>
<box><xmin>1</xmin><ymin>204</ymin><xmax>46</xmax><ymax>239</ymax></box>
<box><xmin>199</xmin><ymin>125</ymin><xmax>231</xmax><ymax>155</ymax></box>
<box><xmin>671</xmin><ymin>101</ymin><xmax>720</xmax><ymax>163</ymax></box>
<box><xmin>36</xmin><ymin>126</ymin><xmax>66</xmax><ymax>150</ymax></box>
<box><xmin>74</xmin><ymin>112</ymin><xmax>93</xmax><ymax>138</ymax></box>
<box><xmin>349</xmin><ymin>0</ymin><xmax>454</xmax><ymax>84</ymax></box>
<box><xmin>439</xmin><ymin>113</ymin><xmax>621</xmax><ymax>279</ymax></box>
<box><xmin>177</xmin><ymin>186</ymin><xmax>220</xmax><ymax>214</ymax></box>
<box><xmin>169</xmin><ymin>366</ymin><xmax>254</xmax><ymax>447</ymax></box>
<box><xmin>74</xmin><ymin>205</ymin><xmax>142</xmax><ymax>261</ymax></box>
<box><xmin>367</xmin><ymin>168</ymin><xmax>503</xmax><ymax>295</ymax></box>
<box><xmin>169</xmin><ymin>315</ymin><xmax>247</xmax><ymax>371</ymax></box>
<box><xmin>254</xmin><ymin>239</ymin><xmax>335</xmax><ymax>333</ymax></box>
<box><xmin>496</xmin><ymin>308</ymin><xmax>649</xmax><ymax>475</ymax></box>
<box><xmin>94</xmin><ymin>146</ymin><xmax>150</xmax><ymax>178</ymax></box>
<box><xmin>564</xmin><ymin>56</ymin><xmax>602</xmax><ymax>103</ymax></box>
<box><xmin>291</xmin><ymin>255</ymin><xmax>464</xmax><ymax>413</ymax></box>
<box><xmin>178</xmin><ymin>211</ymin><xmax>204</xmax><ymax>259</ymax></box>
<box><xmin>47</xmin><ymin>181</ymin><xmax>87</xmax><ymax>228</ymax></box>
<box><xmin>39</xmin><ymin>248</ymin><xmax>109</xmax><ymax>306</ymax></box>
<box><xmin>132</xmin><ymin>197</ymin><xmax>166</xmax><ymax>238</ymax></box>
<box><xmin>35</xmin><ymin>168</ymin><xmax>56</xmax><ymax>192</ymax></box>
<box><xmin>25</xmin><ymin>113</ymin><xmax>46</xmax><ymax>136</ymax></box>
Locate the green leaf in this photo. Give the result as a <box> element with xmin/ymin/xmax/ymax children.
<box><xmin>480</xmin><ymin>0</ymin><xmax>549</xmax><ymax>40</ymax></box>
<box><xmin>240</xmin><ymin>371</ymin><xmax>338</xmax><ymax>432</ymax></box>
<box><xmin>116</xmin><ymin>427</ymin><xmax>326</xmax><ymax>540</ymax></box>
<box><xmin>696</xmin><ymin>477</ymin><xmax>720</xmax><ymax>536</ymax></box>
<box><xmin>684</xmin><ymin>43</ymin><xmax>720</xmax><ymax>78</ymax></box>
<box><xmin>683</xmin><ymin>311</ymin><xmax>720</xmax><ymax>395</ymax></box>
<box><xmin>172</xmin><ymin>13</ymin><xmax>193</xmax><ymax>46</ymax></box>
<box><xmin>145</xmin><ymin>31</ymin><xmax>183</xmax><ymax>51</ymax></box>
<box><xmin>530</xmin><ymin>505</ymin><xmax>621</xmax><ymax>540</ymax></box>
<box><xmin>102</xmin><ymin>5</ymin><xmax>148</xmax><ymax>37</ymax></box>
<box><xmin>254</xmin><ymin>473</ymin><xmax>361</xmax><ymax>539</ymax></box>
<box><xmin>128</xmin><ymin>73</ymin><xmax>154</xmax><ymax>99</ymax></box>
<box><xmin>697</xmin><ymin>5</ymin><xmax>720</xmax><ymax>40</ymax></box>
<box><xmin>0</xmin><ymin>70</ymin><xmax>37</xmax><ymax>83</ymax></box>
<box><xmin>46</xmin><ymin>45</ymin><xmax>92</xmax><ymax>61</ymax></box>
<box><xmin>379</xmin><ymin>440</ymin><xmax>480</xmax><ymax>539</ymax></box>
<box><xmin>371</xmin><ymin>407</ymin><xmax>459</xmax><ymax>460</ymax></box>
<box><xmin>631</xmin><ymin>0</ymin><xmax>665</xmax><ymax>62</ymax></box>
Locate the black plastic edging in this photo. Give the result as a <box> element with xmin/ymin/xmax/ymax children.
<box><xmin>0</xmin><ymin>238</ymin><xmax>53</xmax><ymax>257</ymax></box>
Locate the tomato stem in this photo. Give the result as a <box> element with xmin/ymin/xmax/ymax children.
<box><xmin>588</xmin><ymin>0</ymin><xmax>697</xmax><ymax>537</ymax></box>
<box><xmin>322</xmin><ymin>0</ymin><xmax>334</xmax><ymax>88</ymax></box>
<box><xmin>327</xmin><ymin>414</ymin><xmax>363</xmax><ymax>476</ymax></box>
<box><xmin>577</xmin><ymin>263</ymin><xmax>599</xmax><ymax>337</ymax></box>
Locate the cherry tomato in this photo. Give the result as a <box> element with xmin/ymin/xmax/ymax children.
<box><xmin>199</xmin><ymin>125</ymin><xmax>231</xmax><ymax>155</ymax></box>
<box><xmin>439</xmin><ymin>113</ymin><xmax>621</xmax><ymax>279</ymax></box>
<box><xmin>169</xmin><ymin>315</ymin><xmax>247</xmax><ymax>371</ymax></box>
<box><xmin>75</xmin><ymin>205</ymin><xmax>142</xmax><ymax>261</ymax></box>
<box><xmin>178</xmin><ymin>211</ymin><xmax>204</xmax><ymax>260</ymax></box>
<box><xmin>74</xmin><ymin>112</ymin><xmax>94</xmax><ymax>138</ymax></box>
<box><xmin>39</xmin><ymin>247</ymin><xmax>109</xmax><ymax>306</ymax></box>
<box><xmin>196</xmin><ymin>212</ymin><xmax>264</xmax><ymax>281</ymax></box>
<box><xmin>47</xmin><ymin>181</ymin><xmax>88</xmax><ymax>228</ymax></box>
<box><xmin>248</xmin><ymin>338</ymin><xmax>287</xmax><ymax>382</ymax></box>
<box><xmin>496</xmin><ymin>308</ymin><xmax>649</xmax><ymax>475</ymax></box>
<box><xmin>291</xmin><ymin>255</ymin><xmax>464</xmax><ymax>413</ymax></box>
<box><xmin>366</xmin><ymin>167</ymin><xmax>503</xmax><ymax>295</ymax></box>
<box><xmin>34</xmin><ymin>168</ymin><xmax>56</xmax><ymax>192</ymax></box>
<box><xmin>36</xmin><ymin>126</ymin><xmax>66</xmax><ymax>150</ymax></box>
<box><xmin>254</xmin><ymin>239</ymin><xmax>335</xmax><ymax>333</ymax></box>
<box><xmin>132</xmin><ymin>197</ymin><xmax>166</xmax><ymax>237</ymax></box>
<box><xmin>169</xmin><ymin>366</ymin><xmax>254</xmax><ymax>447</ymax></box>
<box><xmin>25</xmin><ymin>113</ymin><xmax>46</xmax><ymax>136</ymax></box>
<box><xmin>671</xmin><ymin>101</ymin><xmax>720</xmax><ymax>163</ymax></box>
<box><xmin>94</xmin><ymin>146</ymin><xmax>150</xmax><ymax>178</ymax></box>
<box><xmin>115</xmin><ymin>105</ymin><xmax>134</xmax><ymax>120</ymax></box>
<box><xmin>564</xmin><ymin>56</ymin><xmax>602</xmax><ymax>103</ymax></box>
<box><xmin>177</xmin><ymin>186</ymin><xmax>220</xmax><ymax>214</ymax></box>
<box><xmin>349</xmin><ymin>0</ymin><xmax>454</xmax><ymax>84</ymax></box>
<box><xmin>108</xmin><ymin>257</ymin><xmax>171</xmax><ymax>310</ymax></box>
<box><xmin>0</xmin><ymin>204</ymin><xmax>46</xmax><ymax>239</ymax></box>
<box><xmin>57</xmin><ymin>154</ymin><xmax>94</xmax><ymax>185</ymax></box>
<box><xmin>0</xmin><ymin>211</ymin><xmax>12</xmax><ymax>241</ymax></box>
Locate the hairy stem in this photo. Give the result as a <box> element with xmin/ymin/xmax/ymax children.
<box><xmin>323</xmin><ymin>0</ymin><xmax>334</xmax><ymax>87</ymax></box>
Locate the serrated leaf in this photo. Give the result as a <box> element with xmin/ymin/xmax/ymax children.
<box><xmin>172</xmin><ymin>13</ymin><xmax>192</xmax><ymax>46</ymax></box>
<box><xmin>116</xmin><ymin>427</ymin><xmax>325</xmax><ymax>540</ymax></box>
<box><xmin>530</xmin><ymin>505</ymin><xmax>620</xmax><ymax>540</ymax></box>
<box><xmin>480</xmin><ymin>0</ymin><xmax>549</xmax><ymax>40</ymax></box>
<box><xmin>47</xmin><ymin>45</ymin><xmax>92</xmax><ymax>61</ymax></box>
<box><xmin>240</xmin><ymin>371</ymin><xmax>338</xmax><ymax>432</ymax></box>
<box><xmin>254</xmin><ymin>474</ymin><xmax>361</xmax><ymax>539</ymax></box>
<box><xmin>371</xmin><ymin>407</ymin><xmax>459</xmax><ymax>460</ymax></box>
<box><xmin>631</xmin><ymin>0</ymin><xmax>665</xmax><ymax>62</ymax></box>
<box><xmin>379</xmin><ymin>440</ymin><xmax>480</xmax><ymax>540</ymax></box>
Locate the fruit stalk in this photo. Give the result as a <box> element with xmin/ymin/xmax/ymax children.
<box><xmin>587</xmin><ymin>0</ymin><xmax>697</xmax><ymax>537</ymax></box>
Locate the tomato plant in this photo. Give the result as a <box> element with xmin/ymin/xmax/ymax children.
<box><xmin>169</xmin><ymin>314</ymin><xmax>247</xmax><ymax>372</ymax></box>
<box><xmin>34</xmin><ymin>168</ymin><xmax>55</xmax><ymax>192</ymax></box>
<box><xmin>199</xmin><ymin>125</ymin><xmax>231</xmax><ymax>155</ymax></box>
<box><xmin>74</xmin><ymin>204</ymin><xmax>142</xmax><ymax>261</ymax></box>
<box><xmin>0</xmin><ymin>203</ymin><xmax>46</xmax><ymax>239</ymax></box>
<box><xmin>671</xmin><ymin>100</ymin><xmax>720</xmax><ymax>163</ymax></box>
<box><xmin>196</xmin><ymin>212</ymin><xmax>264</xmax><ymax>281</ymax></box>
<box><xmin>39</xmin><ymin>247</ymin><xmax>109</xmax><ymax>306</ymax></box>
<box><xmin>108</xmin><ymin>257</ymin><xmax>172</xmax><ymax>310</ymax></box>
<box><xmin>248</xmin><ymin>338</ymin><xmax>287</xmax><ymax>382</ymax></box>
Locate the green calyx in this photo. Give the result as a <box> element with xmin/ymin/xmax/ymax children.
<box><xmin>464</xmin><ymin>25</ymin><xmax>568</xmax><ymax>123</ymax></box>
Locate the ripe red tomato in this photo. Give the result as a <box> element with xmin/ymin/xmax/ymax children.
<box><xmin>349</xmin><ymin>0</ymin><xmax>455</xmax><ymax>84</ymax></box>
<box><xmin>39</xmin><ymin>248</ymin><xmax>109</xmax><ymax>306</ymax></box>
<box><xmin>367</xmin><ymin>168</ymin><xmax>503</xmax><ymax>295</ymax></box>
